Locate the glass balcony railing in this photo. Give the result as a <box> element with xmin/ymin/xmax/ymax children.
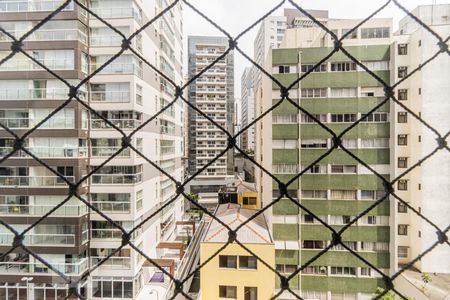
<box><xmin>0</xmin><ymin>204</ymin><xmax>88</xmax><ymax>217</ymax></box>
<box><xmin>92</xmin><ymin>63</ymin><xmax>143</xmax><ymax>78</ymax></box>
<box><xmin>0</xmin><ymin>118</ymin><xmax>75</xmax><ymax>129</ymax></box>
<box><xmin>91</xmin><ymin>228</ymin><xmax>122</xmax><ymax>240</ymax></box>
<box><xmin>0</xmin><ymin>233</ymin><xmax>76</xmax><ymax>246</ymax></box>
<box><xmin>90</xmin><ymin>35</ymin><xmax>122</xmax><ymax>47</ymax></box>
<box><xmin>28</xmin><ymin>147</ymin><xmax>88</xmax><ymax>158</ymax></box>
<box><xmin>0</xmin><ymin>0</ymin><xmax>74</xmax><ymax>12</ymax></box>
<box><xmin>90</xmin><ymin>7</ymin><xmax>142</xmax><ymax>24</ymax></box>
<box><xmin>91</xmin><ymin>147</ymin><xmax>130</xmax><ymax>157</ymax></box>
<box><xmin>0</xmin><ymin>59</ymin><xmax>74</xmax><ymax>71</ymax></box>
<box><xmin>91</xmin><ymin>174</ymin><xmax>142</xmax><ymax>185</ymax></box>
<box><xmin>90</xmin><ymin>91</ymin><xmax>130</xmax><ymax>103</ymax></box>
<box><xmin>91</xmin><ymin>256</ymin><xmax>131</xmax><ymax>269</ymax></box>
<box><xmin>0</xmin><ymin>258</ymin><xmax>88</xmax><ymax>275</ymax></box>
<box><xmin>0</xmin><ymin>118</ymin><xmax>29</xmax><ymax>129</ymax></box>
<box><xmin>0</xmin><ymin>88</ymin><xmax>87</xmax><ymax>101</ymax></box>
<box><xmin>91</xmin><ymin>119</ymin><xmax>141</xmax><ymax>130</ymax></box>
<box><xmin>0</xmin><ymin>29</ymin><xmax>87</xmax><ymax>44</ymax></box>
<box><xmin>91</xmin><ymin>201</ymin><xmax>131</xmax><ymax>213</ymax></box>
<box><xmin>0</xmin><ymin>175</ymin><xmax>75</xmax><ymax>187</ymax></box>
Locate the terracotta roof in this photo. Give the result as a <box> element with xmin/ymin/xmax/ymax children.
<box><xmin>202</xmin><ymin>204</ymin><xmax>272</xmax><ymax>244</ymax></box>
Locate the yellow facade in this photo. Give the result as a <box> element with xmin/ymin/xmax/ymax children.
<box><xmin>200</xmin><ymin>242</ymin><xmax>275</xmax><ymax>300</ymax></box>
<box><xmin>237</xmin><ymin>190</ymin><xmax>260</xmax><ymax>209</ymax></box>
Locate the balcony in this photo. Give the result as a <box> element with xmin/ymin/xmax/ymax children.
<box><xmin>91</xmin><ymin>256</ymin><xmax>131</xmax><ymax>269</ymax></box>
<box><xmin>91</xmin><ymin>147</ymin><xmax>131</xmax><ymax>157</ymax></box>
<box><xmin>0</xmin><ymin>0</ymin><xmax>74</xmax><ymax>12</ymax></box>
<box><xmin>90</xmin><ymin>174</ymin><xmax>142</xmax><ymax>185</ymax></box>
<box><xmin>91</xmin><ymin>228</ymin><xmax>122</xmax><ymax>240</ymax></box>
<box><xmin>0</xmin><ymin>29</ymin><xmax>87</xmax><ymax>44</ymax></box>
<box><xmin>90</xmin><ymin>90</ymin><xmax>130</xmax><ymax>103</ymax></box>
<box><xmin>90</xmin><ymin>7</ymin><xmax>142</xmax><ymax>24</ymax></box>
<box><xmin>0</xmin><ymin>147</ymin><xmax>87</xmax><ymax>159</ymax></box>
<box><xmin>0</xmin><ymin>233</ymin><xmax>76</xmax><ymax>246</ymax></box>
<box><xmin>0</xmin><ymin>88</ymin><xmax>87</xmax><ymax>101</ymax></box>
<box><xmin>0</xmin><ymin>258</ymin><xmax>88</xmax><ymax>276</ymax></box>
<box><xmin>0</xmin><ymin>176</ymin><xmax>75</xmax><ymax>187</ymax></box>
<box><xmin>0</xmin><ymin>59</ymin><xmax>74</xmax><ymax>71</ymax></box>
<box><xmin>92</xmin><ymin>63</ymin><xmax>143</xmax><ymax>78</ymax></box>
<box><xmin>91</xmin><ymin>201</ymin><xmax>131</xmax><ymax>213</ymax></box>
<box><xmin>0</xmin><ymin>204</ymin><xmax>87</xmax><ymax>217</ymax></box>
<box><xmin>91</xmin><ymin>119</ymin><xmax>142</xmax><ymax>130</ymax></box>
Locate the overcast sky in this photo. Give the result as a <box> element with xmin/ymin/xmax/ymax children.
<box><xmin>182</xmin><ymin>0</ymin><xmax>447</xmax><ymax>97</ymax></box>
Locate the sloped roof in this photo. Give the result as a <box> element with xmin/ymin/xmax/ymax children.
<box><xmin>202</xmin><ymin>204</ymin><xmax>272</xmax><ymax>244</ymax></box>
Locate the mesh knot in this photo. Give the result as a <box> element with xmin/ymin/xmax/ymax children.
<box><xmin>68</xmin><ymin>86</ymin><xmax>78</xmax><ymax>99</ymax></box>
<box><xmin>332</xmin><ymin>136</ymin><xmax>341</xmax><ymax>148</ymax></box>
<box><xmin>175</xmin><ymin>86</ymin><xmax>183</xmax><ymax>98</ymax></box>
<box><xmin>280</xmin><ymin>87</ymin><xmax>289</xmax><ymax>99</ymax></box>
<box><xmin>10</xmin><ymin>40</ymin><xmax>23</xmax><ymax>53</ymax></box>
<box><xmin>68</xmin><ymin>183</ymin><xmax>78</xmax><ymax>196</ymax></box>
<box><xmin>121</xmin><ymin>136</ymin><xmax>131</xmax><ymax>148</ymax></box>
<box><xmin>331</xmin><ymin>232</ymin><xmax>342</xmax><ymax>246</ymax></box>
<box><xmin>121</xmin><ymin>232</ymin><xmax>131</xmax><ymax>246</ymax></box>
<box><xmin>333</xmin><ymin>39</ymin><xmax>342</xmax><ymax>51</ymax></box>
<box><xmin>383</xmin><ymin>275</ymin><xmax>394</xmax><ymax>290</ymax></box>
<box><xmin>228</xmin><ymin>137</ymin><xmax>236</xmax><ymax>150</ymax></box>
<box><xmin>436</xmin><ymin>137</ymin><xmax>447</xmax><ymax>149</ymax></box>
<box><xmin>437</xmin><ymin>40</ymin><xmax>448</xmax><ymax>53</ymax></box>
<box><xmin>437</xmin><ymin>230</ymin><xmax>448</xmax><ymax>244</ymax></box>
<box><xmin>176</xmin><ymin>182</ymin><xmax>184</xmax><ymax>194</ymax></box>
<box><xmin>383</xmin><ymin>181</ymin><xmax>394</xmax><ymax>195</ymax></box>
<box><xmin>384</xmin><ymin>86</ymin><xmax>394</xmax><ymax>98</ymax></box>
<box><xmin>121</xmin><ymin>39</ymin><xmax>131</xmax><ymax>50</ymax></box>
<box><xmin>279</xmin><ymin>276</ymin><xmax>289</xmax><ymax>290</ymax></box>
<box><xmin>174</xmin><ymin>280</ymin><xmax>183</xmax><ymax>293</ymax></box>
<box><xmin>228</xmin><ymin>39</ymin><xmax>237</xmax><ymax>50</ymax></box>
<box><xmin>12</xmin><ymin>235</ymin><xmax>24</xmax><ymax>248</ymax></box>
<box><xmin>228</xmin><ymin>230</ymin><xmax>237</xmax><ymax>243</ymax></box>
<box><xmin>278</xmin><ymin>182</ymin><xmax>287</xmax><ymax>196</ymax></box>
<box><xmin>13</xmin><ymin>138</ymin><xmax>25</xmax><ymax>151</ymax></box>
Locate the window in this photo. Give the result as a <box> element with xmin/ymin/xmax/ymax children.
<box><xmin>244</xmin><ymin>287</ymin><xmax>257</xmax><ymax>300</ymax></box>
<box><xmin>342</xmin><ymin>28</ymin><xmax>357</xmax><ymax>39</ymax></box>
<box><xmin>360</xmin><ymin>138</ymin><xmax>389</xmax><ymax>148</ymax></box>
<box><xmin>367</xmin><ymin>216</ymin><xmax>377</xmax><ymax>225</ymax></box>
<box><xmin>331</xmin><ymin>165</ymin><xmax>357</xmax><ymax>174</ymax></box>
<box><xmin>398</xmin><ymin>246</ymin><xmax>409</xmax><ymax>258</ymax></box>
<box><xmin>272</xmin><ymin>114</ymin><xmax>298</xmax><ymax>123</ymax></box>
<box><xmin>219</xmin><ymin>255</ymin><xmax>237</xmax><ymax>268</ymax></box>
<box><xmin>273</xmin><ymin>139</ymin><xmax>298</xmax><ymax>149</ymax></box>
<box><xmin>398</xmin><ymin>202</ymin><xmax>408</xmax><ymax>213</ymax></box>
<box><xmin>277</xmin><ymin>65</ymin><xmax>296</xmax><ymax>74</ymax></box>
<box><xmin>301</xmin><ymin>64</ymin><xmax>327</xmax><ymax>73</ymax></box>
<box><xmin>330</xmin><ymin>114</ymin><xmax>357</xmax><ymax>123</ymax></box>
<box><xmin>303</xmin><ymin>164</ymin><xmax>327</xmax><ymax>174</ymax></box>
<box><xmin>398</xmin><ymin>180</ymin><xmax>408</xmax><ymax>191</ymax></box>
<box><xmin>136</xmin><ymin>190</ymin><xmax>143</xmax><ymax>211</ymax></box>
<box><xmin>136</xmin><ymin>84</ymin><xmax>142</xmax><ymax>105</ymax></box>
<box><xmin>361</xmin><ymin>242</ymin><xmax>389</xmax><ymax>252</ymax></box>
<box><xmin>301</xmin><ymin>88</ymin><xmax>327</xmax><ymax>98</ymax></box>
<box><xmin>398</xmin><ymin>66</ymin><xmax>408</xmax><ymax>78</ymax></box>
<box><xmin>398</xmin><ymin>44</ymin><xmax>408</xmax><ymax>55</ymax></box>
<box><xmin>361</xmin><ymin>27</ymin><xmax>390</xmax><ymax>39</ymax></box>
<box><xmin>331</xmin><ymin>241</ymin><xmax>357</xmax><ymax>251</ymax></box>
<box><xmin>301</xmin><ymin>190</ymin><xmax>327</xmax><ymax>199</ymax></box>
<box><xmin>329</xmin><ymin>215</ymin><xmax>352</xmax><ymax>225</ymax></box>
<box><xmin>360</xmin><ymin>267</ymin><xmax>372</xmax><ymax>277</ymax></box>
<box><xmin>330</xmin><ymin>62</ymin><xmax>357</xmax><ymax>72</ymax></box>
<box><xmin>239</xmin><ymin>256</ymin><xmax>257</xmax><ymax>269</ymax></box>
<box><xmin>398</xmin><ymin>134</ymin><xmax>408</xmax><ymax>145</ymax></box>
<box><xmin>341</xmin><ymin>139</ymin><xmax>358</xmax><ymax>149</ymax></box>
<box><xmin>398</xmin><ymin>224</ymin><xmax>408</xmax><ymax>235</ymax></box>
<box><xmin>361</xmin><ymin>112</ymin><xmax>388</xmax><ymax>122</ymax></box>
<box><xmin>219</xmin><ymin>286</ymin><xmax>237</xmax><ymax>299</ymax></box>
<box><xmin>276</xmin><ymin>264</ymin><xmax>297</xmax><ymax>274</ymax></box>
<box><xmin>330</xmin><ymin>190</ymin><xmax>357</xmax><ymax>200</ymax></box>
<box><xmin>302</xmin><ymin>240</ymin><xmax>326</xmax><ymax>249</ymax></box>
<box><xmin>330</xmin><ymin>266</ymin><xmax>356</xmax><ymax>276</ymax></box>
<box><xmin>398</xmin><ymin>112</ymin><xmax>407</xmax><ymax>123</ymax></box>
<box><xmin>243</xmin><ymin>197</ymin><xmax>257</xmax><ymax>206</ymax></box>
<box><xmin>303</xmin><ymin>214</ymin><xmax>315</xmax><ymax>224</ymax></box>
<box><xmin>330</xmin><ymin>88</ymin><xmax>357</xmax><ymax>98</ymax></box>
<box><xmin>361</xmin><ymin>190</ymin><xmax>386</xmax><ymax>200</ymax></box>
<box><xmin>398</xmin><ymin>157</ymin><xmax>408</xmax><ymax>168</ymax></box>
<box><xmin>418</xmin><ymin>40</ymin><xmax>421</xmax><ymax>47</ymax></box>
<box><xmin>398</xmin><ymin>89</ymin><xmax>408</xmax><ymax>100</ymax></box>
<box><xmin>300</xmin><ymin>139</ymin><xmax>327</xmax><ymax>149</ymax></box>
<box><xmin>363</xmin><ymin>61</ymin><xmax>389</xmax><ymax>71</ymax></box>
<box><xmin>301</xmin><ymin>114</ymin><xmax>327</xmax><ymax>123</ymax></box>
<box><xmin>303</xmin><ymin>266</ymin><xmax>328</xmax><ymax>275</ymax></box>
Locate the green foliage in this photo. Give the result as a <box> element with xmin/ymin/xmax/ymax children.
<box><xmin>372</xmin><ymin>287</ymin><xmax>396</xmax><ymax>300</ymax></box>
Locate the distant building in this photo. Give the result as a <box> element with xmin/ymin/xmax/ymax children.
<box><xmin>218</xmin><ymin>179</ymin><xmax>259</xmax><ymax>209</ymax></box>
<box><xmin>200</xmin><ymin>204</ymin><xmax>275</xmax><ymax>300</ymax></box>
<box><xmin>241</xmin><ymin>67</ymin><xmax>256</xmax><ymax>151</ymax></box>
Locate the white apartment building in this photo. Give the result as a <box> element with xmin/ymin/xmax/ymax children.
<box><xmin>187</xmin><ymin>36</ymin><xmax>235</xmax><ymax>207</ymax></box>
<box><xmin>240</xmin><ymin>66</ymin><xmax>256</xmax><ymax>152</ymax></box>
<box><xmin>392</xmin><ymin>4</ymin><xmax>450</xmax><ymax>273</ymax></box>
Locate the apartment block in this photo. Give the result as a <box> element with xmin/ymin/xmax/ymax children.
<box><xmin>0</xmin><ymin>0</ymin><xmax>185</xmax><ymax>299</ymax></box>
<box><xmin>391</xmin><ymin>4</ymin><xmax>450</xmax><ymax>273</ymax></box>
<box><xmin>256</xmin><ymin>17</ymin><xmax>394</xmax><ymax>299</ymax></box>
<box><xmin>241</xmin><ymin>67</ymin><xmax>256</xmax><ymax>152</ymax></box>
<box><xmin>187</xmin><ymin>36</ymin><xmax>235</xmax><ymax>206</ymax></box>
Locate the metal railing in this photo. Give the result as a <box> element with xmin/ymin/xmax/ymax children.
<box><xmin>0</xmin><ymin>233</ymin><xmax>76</xmax><ymax>246</ymax></box>
<box><xmin>0</xmin><ymin>258</ymin><xmax>88</xmax><ymax>275</ymax></box>
<box><xmin>0</xmin><ymin>204</ymin><xmax>87</xmax><ymax>216</ymax></box>
<box><xmin>0</xmin><ymin>175</ymin><xmax>75</xmax><ymax>187</ymax></box>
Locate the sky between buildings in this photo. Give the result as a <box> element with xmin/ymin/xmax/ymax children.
<box><xmin>182</xmin><ymin>0</ymin><xmax>448</xmax><ymax>96</ymax></box>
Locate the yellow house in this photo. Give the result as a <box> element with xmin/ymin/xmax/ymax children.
<box><xmin>200</xmin><ymin>203</ymin><xmax>275</xmax><ymax>300</ymax></box>
<box><xmin>218</xmin><ymin>179</ymin><xmax>260</xmax><ymax>209</ymax></box>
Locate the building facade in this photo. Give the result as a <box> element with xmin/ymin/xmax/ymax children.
<box><xmin>0</xmin><ymin>0</ymin><xmax>185</xmax><ymax>299</ymax></box>
<box><xmin>256</xmin><ymin>17</ymin><xmax>394</xmax><ymax>299</ymax></box>
<box><xmin>240</xmin><ymin>67</ymin><xmax>256</xmax><ymax>152</ymax></box>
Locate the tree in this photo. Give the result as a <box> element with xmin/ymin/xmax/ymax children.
<box><xmin>372</xmin><ymin>287</ymin><xmax>396</xmax><ymax>300</ymax></box>
<box><xmin>421</xmin><ymin>272</ymin><xmax>432</xmax><ymax>294</ymax></box>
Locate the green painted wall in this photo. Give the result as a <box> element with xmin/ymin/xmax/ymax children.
<box><xmin>300</xmin><ymin>225</ymin><xmax>390</xmax><ymax>242</ymax></box>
